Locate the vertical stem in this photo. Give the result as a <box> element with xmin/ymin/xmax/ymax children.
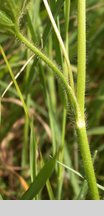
<box><xmin>76</xmin><ymin>121</ymin><xmax>100</xmax><ymax>200</ymax></box>
<box><xmin>77</xmin><ymin>0</ymin><xmax>86</xmax><ymax>120</ymax></box>
<box><xmin>76</xmin><ymin>0</ymin><xmax>100</xmax><ymax>199</ymax></box>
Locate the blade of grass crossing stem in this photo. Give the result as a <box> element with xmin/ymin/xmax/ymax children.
<box><xmin>43</xmin><ymin>0</ymin><xmax>74</xmax><ymax>90</ymax></box>
<box><xmin>43</xmin><ymin>0</ymin><xmax>65</xmax><ymax>45</ymax></box>
<box><xmin>54</xmin><ymin>157</ymin><xmax>104</xmax><ymax>194</ymax></box>
<box><xmin>0</xmin><ymin>46</ymin><xmax>29</xmax><ymax>117</ymax></box>
<box><xmin>21</xmin><ymin>158</ymin><xmax>56</xmax><ymax>200</ymax></box>
<box><xmin>76</xmin><ymin>150</ymin><xmax>98</xmax><ymax>200</ymax></box>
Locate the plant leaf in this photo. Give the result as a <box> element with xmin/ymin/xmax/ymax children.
<box><xmin>21</xmin><ymin>158</ymin><xmax>55</xmax><ymax>200</ymax></box>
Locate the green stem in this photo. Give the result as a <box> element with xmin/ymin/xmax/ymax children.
<box><xmin>76</xmin><ymin>0</ymin><xmax>99</xmax><ymax>199</ymax></box>
<box><xmin>77</xmin><ymin>0</ymin><xmax>86</xmax><ymax>120</ymax></box>
<box><xmin>16</xmin><ymin>31</ymin><xmax>77</xmax><ymax>112</ymax></box>
<box><xmin>76</xmin><ymin>120</ymin><xmax>100</xmax><ymax>199</ymax></box>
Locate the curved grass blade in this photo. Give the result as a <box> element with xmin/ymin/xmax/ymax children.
<box><xmin>21</xmin><ymin>158</ymin><xmax>56</xmax><ymax>200</ymax></box>
<box><xmin>54</xmin><ymin>157</ymin><xmax>104</xmax><ymax>193</ymax></box>
<box><xmin>43</xmin><ymin>0</ymin><xmax>65</xmax><ymax>45</ymax></box>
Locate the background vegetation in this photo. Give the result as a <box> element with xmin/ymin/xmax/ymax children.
<box><xmin>0</xmin><ymin>0</ymin><xmax>104</xmax><ymax>200</ymax></box>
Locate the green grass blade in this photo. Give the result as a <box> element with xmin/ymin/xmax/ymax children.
<box><xmin>43</xmin><ymin>0</ymin><xmax>74</xmax><ymax>90</ymax></box>
<box><xmin>0</xmin><ymin>45</ymin><xmax>29</xmax><ymax>117</ymax></box>
<box><xmin>40</xmin><ymin>153</ymin><xmax>55</xmax><ymax>200</ymax></box>
<box><xmin>43</xmin><ymin>0</ymin><xmax>65</xmax><ymax>45</ymax></box>
<box><xmin>21</xmin><ymin>158</ymin><xmax>55</xmax><ymax>200</ymax></box>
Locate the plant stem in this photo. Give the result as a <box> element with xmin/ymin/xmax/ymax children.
<box><xmin>76</xmin><ymin>120</ymin><xmax>100</xmax><ymax>200</ymax></box>
<box><xmin>16</xmin><ymin>31</ymin><xmax>77</xmax><ymax>111</ymax></box>
<box><xmin>76</xmin><ymin>0</ymin><xmax>100</xmax><ymax>199</ymax></box>
<box><xmin>77</xmin><ymin>0</ymin><xmax>86</xmax><ymax>120</ymax></box>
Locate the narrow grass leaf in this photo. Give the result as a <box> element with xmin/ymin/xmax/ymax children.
<box><xmin>55</xmin><ymin>157</ymin><xmax>104</xmax><ymax>193</ymax></box>
<box><xmin>21</xmin><ymin>158</ymin><xmax>55</xmax><ymax>200</ymax></box>
<box><xmin>43</xmin><ymin>0</ymin><xmax>74</xmax><ymax>90</ymax></box>
<box><xmin>40</xmin><ymin>153</ymin><xmax>55</xmax><ymax>200</ymax></box>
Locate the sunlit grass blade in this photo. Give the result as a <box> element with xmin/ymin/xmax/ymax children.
<box><xmin>43</xmin><ymin>0</ymin><xmax>65</xmax><ymax>45</ymax></box>
<box><xmin>43</xmin><ymin>0</ymin><xmax>74</xmax><ymax>90</ymax></box>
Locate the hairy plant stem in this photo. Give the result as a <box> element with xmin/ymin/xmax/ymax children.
<box><xmin>76</xmin><ymin>0</ymin><xmax>100</xmax><ymax>199</ymax></box>
<box><xmin>16</xmin><ymin>30</ymin><xmax>100</xmax><ymax>199</ymax></box>
<box><xmin>76</xmin><ymin>119</ymin><xmax>100</xmax><ymax>200</ymax></box>
<box><xmin>16</xmin><ymin>31</ymin><xmax>77</xmax><ymax>111</ymax></box>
